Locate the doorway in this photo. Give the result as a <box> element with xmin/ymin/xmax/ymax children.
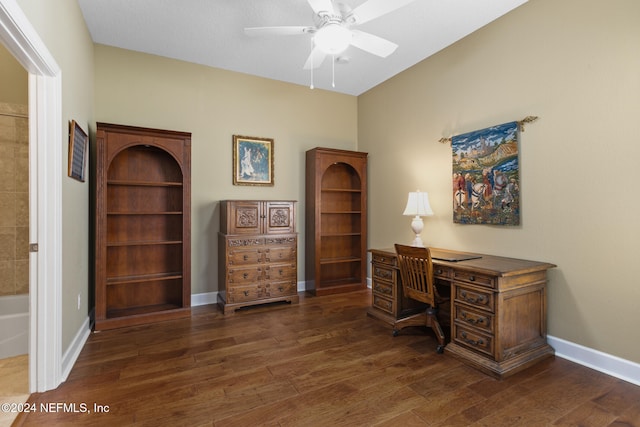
<box><xmin>0</xmin><ymin>0</ymin><xmax>63</xmax><ymax>393</ymax></box>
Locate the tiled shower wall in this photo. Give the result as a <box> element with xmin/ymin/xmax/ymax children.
<box><xmin>0</xmin><ymin>102</ymin><xmax>28</xmax><ymax>296</ymax></box>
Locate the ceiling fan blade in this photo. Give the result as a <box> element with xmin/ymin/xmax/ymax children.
<box><xmin>303</xmin><ymin>46</ymin><xmax>328</xmax><ymax>70</ymax></box>
<box><xmin>244</xmin><ymin>26</ymin><xmax>312</xmax><ymax>37</ymax></box>
<box><xmin>307</xmin><ymin>0</ymin><xmax>335</xmax><ymax>15</ymax></box>
<box><xmin>350</xmin><ymin>0</ymin><xmax>417</xmax><ymax>25</ymax></box>
<box><xmin>350</xmin><ymin>30</ymin><xmax>398</xmax><ymax>57</ymax></box>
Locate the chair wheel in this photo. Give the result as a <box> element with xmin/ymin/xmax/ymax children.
<box><xmin>392</xmin><ymin>329</ymin><xmax>399</xmax><ymax>337</ymax></box>
<box><xmin>436</xmin><ymin>345</ymin><xmax>445</xmax><ymax>354</ymax></box>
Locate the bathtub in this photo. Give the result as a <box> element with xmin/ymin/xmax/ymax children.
<box><xmin>0</xmin><ymin>294</ymin><xmax>28</xmax><ymax>359</ymax></box>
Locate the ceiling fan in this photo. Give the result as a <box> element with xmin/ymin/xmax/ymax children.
<box><xmin>245</xmin><ymin>0</ymin><xmax>417</xmax><ymax>71</ymax></box>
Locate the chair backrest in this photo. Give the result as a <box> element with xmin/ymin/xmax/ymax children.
<box><xmin>394</xmin><ymin>244</ymin><xmax>436</xmax><ymax>306</ymax></box>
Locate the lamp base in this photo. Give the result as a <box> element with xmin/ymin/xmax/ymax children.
<box><xmin>411</xmin><ymin>236</ymin><xmax>425</xmax><ymax>247</ymax></box>
<box><xmin>410</xmin><ymin>215</ymin><xmax>425</xmax><ymax>247</ymax></box>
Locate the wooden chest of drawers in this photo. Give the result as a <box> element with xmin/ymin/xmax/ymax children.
<box><xmin>368</xmin><ymin>248</ymin><xmax>556</xmax><ymax>378</ymax></box>
<box><xmin>218</xmin><ymin>201</ymin><xmax>299</xmax><ymax>314</ymax></box>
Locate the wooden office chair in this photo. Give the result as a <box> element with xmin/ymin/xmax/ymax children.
<box><xmin>393</xmin><ymin>244</ymin><xmax>448</xmax><ymax>353</ymax></box>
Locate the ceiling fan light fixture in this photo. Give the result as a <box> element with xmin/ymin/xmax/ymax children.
<box><xmin>314</xmin><ymin>23</ymin><xmax>352</xmax><ymax>54</ymax></box>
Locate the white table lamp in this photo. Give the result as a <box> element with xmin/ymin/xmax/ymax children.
<box><xmin>403</xmin><ymin>191</ymin><xmax>434</xmax><ymax>247</ymax></box>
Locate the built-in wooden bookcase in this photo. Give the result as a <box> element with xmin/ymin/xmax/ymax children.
<box><xmin>94</xmin><ymin>123</ymin><xmax>191</xmax><ymax>330</ymax></box>
<box><xmin>305</xmin><ymin>147</ymin><xmax>368</xmax><ymax>296</ymax></box>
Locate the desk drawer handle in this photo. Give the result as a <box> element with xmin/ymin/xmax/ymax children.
<box><xmin>243</xmin><ymin>290</ymin><xmax>249</xmax><ymax>296</ymax></box>
<box><xmin>461</xmin><ymin>331</ymin><xmax>484</xmax><ymax>347</ymax></box>
<box><xmin>243</xmin><ymin>273</ymin><xmax>249</xmax><ymax>279</ymax></box>
<box><xmin>461</xmin><ymin>312</ymin><xmax>485</xmax><ymax>325</ymax></box>
<box><xmin>460</xmin><ymin>290</ymin><xmax>487</xmax><ymax>305</ymax></box>
<box><xmin>468</xmin><ymin>275</ymin><xmax>476</xmax><ymax>281</ymax></box>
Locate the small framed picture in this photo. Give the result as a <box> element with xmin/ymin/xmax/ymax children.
<box><xmin>68</xmin><ymin>120</ymin><xmax>88</xmax><ymax>182</ymax></box>
<box><xmin>232</xmin><ymin>135</ymin><xmax>274</xmax><ymax>186</ymax></box>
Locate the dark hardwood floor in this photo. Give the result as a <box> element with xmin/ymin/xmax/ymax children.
<box><xmin>16</xmin><ymin>290</ymin><xmax>640</xmax><ymax>426</ymax></box>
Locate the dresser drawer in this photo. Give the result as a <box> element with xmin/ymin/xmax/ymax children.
<box><xmin>265</xmin><ymin>281</ymin><xmax>297</xmax><ymax>298</ymax></box>
<box><xmin>265</xmin><ymin>264</ymin><xmax>296</xmax><ymax>281</ymax></box>
<box><xmin>452</xmin><ymin>270</ymin><xmax>495</xmax><ymax>288</ymax></box>
<box><xmin>371</xmin><ymin>252</ymin><xmax>397</xmax><ymax>267</ymax></box>
<box><xmin>372</xmin><ymin>264</ymin><xmax>395</xmax><ymax>283</ymax></box>
<box><xmin>227</xmin><ymin>284</ymin><xmax>264</xmax><ymax>303</ymax></box>
<box><xmin>372</xmin><ymin>294</ymin><xmax>395</xmax><ymax>315</ymax></box>
<box><xmin>453</xmin><ymin>324</ymin><xmax>494</xmax><ymax>357</ymax></box>
<box><xmin>228</xmin><ymin>248</ymin><xmax>265</xmax><ymax>266</ymax></box>
<box><xmin>454</xmin><ymin>304</ymin><xmax>494</xmax><ymax>334</ymax></box>
<box><xmin>372</xmin><ymin>279</ymin><xmax>394</xmax><ymax>297</ymax></box>
<box><xmin>227</xmin><ymin>266</ymin><xmax>264</xmax><ymax>283</ymax></box>
<box><xmin>265</xmin><ymin>246</ymin><xmax>296</xmax><ymax>263</ymax></box>
<box><xmin>454</xmin><ymin>285</ymin><xmax>495</xmax><ymax>312</ymax></box>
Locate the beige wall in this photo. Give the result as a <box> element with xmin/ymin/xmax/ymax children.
<box><xmin>94</xmin><ymin>44</ymin><xmax>358</xmax><ymax>295</ymax></box>
<box><xmin>358</xmin><ymin>0</ymin><xmax>640</xmax><ymax>363</ymax></box>
<box><xmin>15</xmin><ymin>0</ymin><xmax>95</xmax><ymax>351</ymax></box>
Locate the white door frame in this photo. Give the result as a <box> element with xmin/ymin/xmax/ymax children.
<box><xmin>0</xmin><ymin>0</ymin><xmax>63</xmax><ymax>392</ymax></box>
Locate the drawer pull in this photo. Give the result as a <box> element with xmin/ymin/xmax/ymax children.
<box><xmin>460</xmin><ymin>290</ymin><xmax>487</xmax><ymax>304</ymax></box>
<box><xmin>461</xmin><ymin>331</ymin><xmax>484</xmax><ymax>346</ymax></box>
<box><xmin>469</xmin><ymin>275</ymin><xmax>476</xmax><ymax>282</ymax></box>
<box><xmin>278</xmin><ymin>286</ymin><xmax>284</xmax><ymax>292</ymax></box>
<box><xmin>462</xmin><ymin>312</ymin><xmax>485</xmax><ymax>325</ymax></box>
<box><xmin>243</xmin><ymin>290</ymin><xmax>249</xmax><ymax>296</ymax></box>
<box><xmin>243</xmin><ymin>273</ymin><xmax>248</xmax><ymax>279</ymax></box>
<box><xmin>243</xmin><ymin>255</ymin><xmax>248</xmax><ymax>261</ymax></box>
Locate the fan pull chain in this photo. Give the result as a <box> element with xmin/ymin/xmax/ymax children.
<box><xmin>332</xmin><ymin>54</ymin><xmax>335</xmax><ymax>88</ymax></box>
<box><xmin>309</xmin><ymin>39</ymin><xmax>314</xmax><ymax>90</ymax></box>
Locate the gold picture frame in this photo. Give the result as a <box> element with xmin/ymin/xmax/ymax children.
<box><xmin>232</xmin><ymin>135</ymin><xmax>274</xmax><ymax>186</ymax></box>
<box><xmin>68</xmin><ymin>120</ymin><xmax>88</xmax><ymax>182</ymax></box>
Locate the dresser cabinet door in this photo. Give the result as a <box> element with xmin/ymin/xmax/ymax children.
<box><xmin>264</xmin><ymin>202</ymin><xmax>295</xmax><ymax>234</ymax></box>
<box><xmin>224</xmin><ymin>201</ymin><xmax>263</xmax><ymax>235</ymax></box>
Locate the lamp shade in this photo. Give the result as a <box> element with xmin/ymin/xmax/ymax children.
<box><xmin>403</xmin><ymin>191</ymin><xmax>434</xmax><ymax>216</ymax></box>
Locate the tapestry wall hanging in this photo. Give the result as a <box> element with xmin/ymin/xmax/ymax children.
<box><xmin>452</xmin><ymin>121</ymin><xmax>520</xmax><ymax>225</ymax></box>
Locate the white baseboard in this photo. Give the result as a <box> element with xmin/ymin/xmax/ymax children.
<box><xmin>191</xmin><ymin>291</ymin><xmax>218</xmax><ymax>306</ymax></box>
<box><xmin>60</xmin><ymin>315</ymin><xmax>91</xmax><ymax>382</ymax></box>
<box><xmin>547</xmin><ymin>335</ymin><xmax>640</xmax><ymax>386</ymax></box>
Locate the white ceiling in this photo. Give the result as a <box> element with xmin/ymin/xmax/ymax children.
<box><xmin>78</xmin><ymin>0</ymin><xmax>528</xmax><ymax>96</ymax></box>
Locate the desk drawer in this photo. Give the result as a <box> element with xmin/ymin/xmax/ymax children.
<box><xmin>371</xmin><ymin>252</ymin><xmax>397</xmax><ymax>267</ymax></box>
<box><xmin>372</xmin><ymin>279</ymin><xmax>393</xmax><ymax>298</ymax></box>
<box><xmin>454</xmin><ymin>285</ymin><xmax>495</xmax><ymax>312</ymax></box>
<box><xmin>454</xmin><ymin>304</ymin><xmax>494</xmax><ymax>334</ymax></box>
<box><xmin>453</xmin><ymin>324</ymin><xmax>494</xmax><ymax>357</ymax></box>
<box><xmin>372</xmin><ymin>294</ymin><xmax>395</xmax><ymax>315</ymax></box>
<box><xmin>452</xmin><ymin>270</ymin><xmax>495</xmax><ymax>288</ymax></box>
<box><xmin>433</xmin><ymin>266</ymin><xmax>451</xmax><ymax>279</ymax></box>
<box><xmin>372</xmin><ymin>264</ymin><xmax>396</xmax><ymax>283</ymax></box>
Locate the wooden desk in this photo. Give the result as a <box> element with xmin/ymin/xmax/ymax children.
<box><xmin>368</xmin><ymin>248</ymin><xmax>556</xmax><ymax>378</ymax></box>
